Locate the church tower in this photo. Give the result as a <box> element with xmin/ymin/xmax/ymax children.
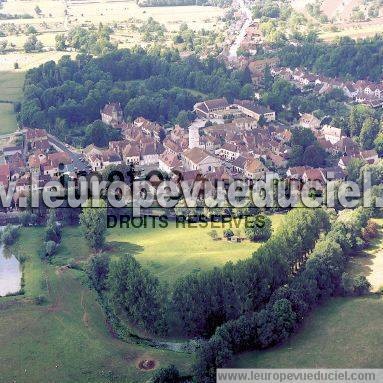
<box><xmin>188</xmin><ymin>125</ymin><xmax>200</xmax><ymax>149</ymax></box>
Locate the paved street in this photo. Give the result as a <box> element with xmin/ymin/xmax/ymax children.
<box><xmin>47</xmin><ymin>134</ymin><xmax>90</xmax><ymax>172</ymax></box>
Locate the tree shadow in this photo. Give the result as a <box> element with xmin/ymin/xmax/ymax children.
<box><xmin>106</xmin><ymin>241</ymin><xmax>144</xmax><ymax>256</ymax></box>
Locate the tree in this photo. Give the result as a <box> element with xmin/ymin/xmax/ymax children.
<box><xmin>79</xmin><ymin>199</ymin><xmax>107</xmax><ymax>250</ymax></box>
<box><xmin>34</xmin><ymin>5</ymin><xmax>42</xmax><ymax>15</ymax></box>
<box><xmin>87</xmin><ymin>254</ymin><xmax>109</xmax><ymax>292</ymax></box>
<box><xmin>209</xmin><ymin>229</ymin><xmax>218</xmax><ymax>240</ymax></box>
<box><xmin>26</xmin><ymin>25</ymin><xmax>37</xmax><ymax>35</ymax></box>
<box><xmin>108</xmin><ymin>254</ymin><xmax>168</xmax><ymax>334</ymax></box>
<box><xmin>245</xmin><ymin>215</ymin><xmax>272</xmax><ymax>242</ymax></box>
<box><xmin>152</xmin><ymin>365</ymin><xmax>180</xmax><ymax>383</ymax></box>
<box><xmin>346</xmin><ymin>157</ymin><xmax>365</xmax><ymax>182</ymax></box>
<box><xmin>83</xmin><ymin>120</ymin><xmax>120</xmax><ymax>147</ymax></box>
<box><xmin>359</xmin><ymin>118</ymin><xmax>380</xmax><ymax>150</ymax></box>
<box><xmin>374</xmin><ymin>133</ymin><xmax>383</xmax><ymax>156</ymax></box>
<box><xmin>24</xmin><ymin>35</ymin><xmax>43</xmax><ymax>52</ymax></box>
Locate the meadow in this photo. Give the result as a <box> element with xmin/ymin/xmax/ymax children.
<box><xmin>234</xmin><ymin>295</ymin><xmax>383</xmax><ymax>368</ymax></box>
<box><xmin>0</xmin><ymin>217</ymin><xmax>280</xmax><ymax>382</ymax></box>
<box><xmin>1</xmin><ymin>213</ymin><xmax>383</xmax><ymax>381</ymax></box>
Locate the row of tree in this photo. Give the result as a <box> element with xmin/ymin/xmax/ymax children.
<box><xmin>171</xmin><ymin>208</ymin><xmax>328</xmax><ymax>336</ymax></box>
<box><xmin>193</xmin><ymin>207</ymin><xmax>372</xmax><ymax>382</ymax></box>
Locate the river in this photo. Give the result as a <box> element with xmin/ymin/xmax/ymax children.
<box><xmin>0</xmin><ymin>244</ymin><xmax>22</xmax><ymax>297</ymax></box>
<box><xmin>228</xmin><ymin>0</ymin><xmax>253</xmax><ymax>60</ymax></box>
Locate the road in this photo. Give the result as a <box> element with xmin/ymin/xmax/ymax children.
<box><xmin>47</xmin><ymin>134</ymin><xmax>89</xmax><ymax>172</ymax></box>
<box><xmin>228</xmin><ymin>0</ymin><xmax>253</xmax><ymax>60</ymax></box>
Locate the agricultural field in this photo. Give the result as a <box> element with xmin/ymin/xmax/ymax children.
<box><xmin>0</xmin><ymin>70</ymin><xmax>24</xmax><ymax>134</ymax></box>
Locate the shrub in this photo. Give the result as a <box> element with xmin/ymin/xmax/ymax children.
<box><xmin>1</xmin><ymin>225</ymin><xmax>19</xmax><ymax>245</ymax></box>
<box><xmin>152</xmin><ymin>365</ymin><xmax>180</xmax><ymax>383</ymax></box>
<box><xmin>340</xmin><ymin>273</ymin><xmax>371</xmax><ymax>296</ymax></box>
<box><xmin>245</xmin><ymin>215</ymin><xmax>272</xmax><ymax>241</ymax></box>
<box><xmin>223</xmin><ymin>229</ymin><xmax>234</xmax><ymax>239</ymax></box>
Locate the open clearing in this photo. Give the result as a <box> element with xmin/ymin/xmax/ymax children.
<box><xmin>0</xmin><ymin>227</ymin><xmax>191</xmax><ymax>383</ymax></box>
<box><xmin>0</xmin><ymin>103</ymin><xmax>18</xmax><ymax>134</ymax></box>
<box><xmin>0</xmin><ymin>217</ymin><xmax>281</xmax><ymax>382</ymax></box>
<box><xmin>106</xmin><ymin>215</ymin><xmax>284</xmax><ymax>285</ymax></box>
<box><xmin>234</xmin><ymin>219</ymin><xmax>383</xmax><ymax>369</ymax></box>
<box><xmin>234</xmin><ymin>295</ymin><xmax>383</xmax><ymax>368</ymax></box>
<box><xmin>348</xmin><ymin>218</ymin><xmax>383</xmax><ymax>292</ymax></box>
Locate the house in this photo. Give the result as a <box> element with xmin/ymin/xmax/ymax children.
<box><xmin>141</xmin><ymin>143</ymin><xmax>161</xmax><ymax>166</ymax></box>
<box><xmin>87</xmin><ymin>148</ymin><xmax>121</xmax><ymax>171</ymax></box>
<box><xmin>286</xmin><ymin>166</ymin><xmax>312</xmax><ymax>180</ymax></box>
<box><xmin>338</xmin><ymin>156</ymin><xmax>358</xmax><ymax>170</ymax></box>
<box><xmin>216</xmin><ymin>143</ymin><xmax>240</xmax><ymax>161</ymax></box>
<box><xmin>194</xmin><ymin>98</ymin><xmax>229</xmax><ymax>118</ymax></box>
<box><xmin>100</xmin><ymin>150</ymin><xmax>122</xmax><ymax>168</ymax></box>
<box><xmin>3</xmin><ymin>146</ymin><xmax>22</xmax><ymax>157</ymax></box>
<box><xmin>233</xmin><ymin>100</ymin><xmax>276</xmax><ymax>122</ymax></box>
<box><xmin>267</xmin><ymin>152</ymin><xmax>288</xmax><ymax>168</ymax></box>
<box><xmin>320</xmin><ymin>167</ymin><xmax>345</xmax><ymax>181</ymax></box>
<box><xmin>42</xmin><ymin>152</ymin><xmax>72</xmax><ymax>177</ymax></box>
<box><xmin>159</xmin><ymin>152</ymin><xmax>182</xmax><ymax>174</ymax></box>
<box><xmin>298</xmin><ymin>113</ymin><xmax>321</xmax><ymax>130</ymax></box>
<box><xmin>100</xmin><ymin>103</ymin><xmax>123</xmax><ymax>127</ymax></box>
<box><xmin>244</xmin><ymin>158</ymin><xmax>267</xmax><ymax>180</ymax></box>
<box><xmin>122</xmin><ymin>144</ymin><xmax>140</xmax><ymax>165</ymax></box>
<box><xmin>182</xmin><ymin>147</ymin><xmax>222</xmax><ymax>174</ymax></box>
<box><xmin>322</xmin><ymin>125</ymin><xmax>342</xmax><ymax>145</ymax></box>
<box><xmin>0</xmin><ymin>164</ymin><xmax>10</xmax><ymax>187</ymax></box>
<box><xmin>25</xmin><ymin>128</ymin><xmax>48</xmax><ymax>149</ymax></box>
<box><xmin>360</xmin><ymin>149</ymin><xmax>378</xmax><ymax>163</ymax></box>
<box><xmin>343</xmin><ymin>83</ymin><xmax>358</xmax><ymax>98</ymax></box>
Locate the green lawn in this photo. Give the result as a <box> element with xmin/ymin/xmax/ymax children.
<box><xmin>106</xmin><ymin>215</ymin><xmax>284</xmax><ymax>284</ymax></box>
<box><xmin>0</xmin><ymin>103</ymin><xmax>18</xmax><ymax>135</ymax></box>
<box><xmin>0</xmin><ymin>228</ymin><xmax>191</xmax><ymax>383</ymax></box>
<box><xmin>0</xmin><ymin>71</ymin><xmax>24</xmax><ymax>102</ymax></box>
<box><xmin>0</xmin><ymin>71</ymin><xmax>24</xmax><ymax>135</ymax></box>
<box><xmin>234</xmin><ymin>295</ymin><xmax>383</xmax><ymax>368</ymax></box>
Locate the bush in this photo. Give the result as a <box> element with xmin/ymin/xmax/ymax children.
<box><xmin>19</xmin><ymin>211</ymin><xmax>37</xmax><ymax>227</ymax></box>
<box><xmin>43</xmin><ymin>240</ymin><xmax>57</xmax><ymax>260</ymax></box>
<box><xmin>245</xmin><ymin>215</ymin><xmax>272</xmax><ymax>242</ymax></box>
<box><xmin>341</xmin><ymin>273</ymin><xmax>371</xmax><ymax>296</ymax></box>
<box><xmin>152</xmin><ymin>365</ymin><xmax>180</xmax><ymax>383</ymax></box>
<box><xmin>1</xmin><ymin>225</ymin><xmax>19</xmax><ymax>245</ymax></box>
<box><xmin>223</xmin><ymin>229</ymin><xmax>234</xmax><ymax>239</ymax></box>
<box><xmin>34</xmin><ymin>295</ymin><xmax>47</xmax><ymax>305</ymax></box>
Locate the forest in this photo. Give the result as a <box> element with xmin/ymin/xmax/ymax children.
<box><xmin>278</xmin><ymin>35</ymin><xmax>383</xmax><ymax>82</ymax></box>
<box><xmin>18</xmin><ymin>48</ymin><xmax>252</xmax><ymax>145</ymax></box>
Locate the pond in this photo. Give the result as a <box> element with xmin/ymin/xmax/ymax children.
<box><xmin>0</xmin><ymin>244</ymin><xmax>22</xmax><ymax>297</ymax></box>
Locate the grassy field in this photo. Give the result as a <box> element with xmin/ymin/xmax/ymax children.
<box><xmin>347</xmin><ymin>218</ymin><xmax>383</xmax><ymax>292</ymax></box>
<box><xmin>0</xmin><ymin>216</ymin><xmax>282</xmax><ymax>382</ymax></box>
<box><xmin>0</xmin><ymin>227</ymin><xmax>191</xmax><ymax>383</ymax></box>
<box><xmin>234</xmin><ymin>295</ymin><xmax>383</xmax><ymax>368</ymax></box>
<box><xmin>106</xmin><ymin>215</ymin><xmax>284</xmax><ymax>284</ymax></box>
<box><xmin>0</xmin><ymin>71</ymin><xmax>24</xmax><ymax>135</ymax></box>
<box><xmin>0</xmin><ymin>103</ymin><xmax>18</xmax><ymax>135</ymax></box>
<box><xmin>233</xmin><ymin>218</ymin><xmax>383</xmax><ymax>369</ymax></box>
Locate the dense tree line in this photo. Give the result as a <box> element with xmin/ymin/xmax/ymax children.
<box><xmin>194</xmin><ymin>208</ymin><xmax>372</xmax><ymax>383</ymax></box>
<box><xmin>171</xmin><ymin>208</ymin><xmax>328</xmax><ymax>337</ymax></box>
<box><xmin>19</xmin><ymin>48</ymin><xmax>252</xmax><ymax>145</ymax></box>
<box><xmin>278</xmin><ymin>36</ymin><xmax>383</xmax><ymax>81</ymax></box>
